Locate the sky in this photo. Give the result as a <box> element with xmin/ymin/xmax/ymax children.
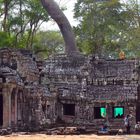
<box><xmin>41</xmin><ymin>0</ymin><xmax>78</xmax><ymax>30</ymax></box>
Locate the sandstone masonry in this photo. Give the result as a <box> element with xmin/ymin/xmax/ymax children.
<box><xmin>0</xmin><ymin>48</ymin><xmax>140</xmax><ymax>133</ymax></box>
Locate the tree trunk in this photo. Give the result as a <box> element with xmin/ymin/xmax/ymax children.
<box><xmin>40</xmin><ymin>0</ymin><xmax>79</xmax><ymax>54</ymax></box>
<box><xmin>3</xmin><ymin>0</ymin><xmax>9</xmax><ymax>32</ymax></box>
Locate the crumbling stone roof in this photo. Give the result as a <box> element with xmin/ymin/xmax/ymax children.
<box><xmin>0</xmin><ymin>66</ymin><xmax>23</xmax><ymax>85</ymax></box>
<box><xmin>0</xmin><ymin>48</ymin><xmax>39</xmax><ymax>85</ymax></box>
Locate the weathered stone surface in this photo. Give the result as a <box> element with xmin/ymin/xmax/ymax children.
<box><xmin>0</xmin><ymin>128</ymin><xmax>12</xmax><ymax>135</ymax></box>
<box><xmin>0</xmin><ymin>48</ymin><xmax>140</xmax><ymax>133</ymax></box>
<box><xmin>43</xmin><ymin>54</ymin><xmax>139</xmax><ymax>132</ymax></box>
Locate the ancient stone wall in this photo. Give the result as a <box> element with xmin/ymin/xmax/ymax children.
<box><xmin>43</xmin><ymin>54</ymin><xmax>139</xmax><ymax>131</ymax></box>
<box><xmin>0</xmin><ymin>48</ymin><xmax>140</xmax><ymax>132</ymax></box>
<box><xmin>0</xmin><ymin>48</ymin><xmax>55</xmax><ymax>130</ymax></box>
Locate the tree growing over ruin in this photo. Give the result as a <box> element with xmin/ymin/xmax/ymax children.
<box><xmin>40</xmin><ymin>0</ymin><xmax>79</xmax><ymax>54</ymax></box>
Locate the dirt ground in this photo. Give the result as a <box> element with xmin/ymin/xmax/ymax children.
<box><xmin>0</xmin><ymin>134</ymin><xmax>140</xmax><ymax>140</ymax></box>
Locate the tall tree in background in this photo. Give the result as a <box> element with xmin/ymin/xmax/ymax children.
<box><xmin>34</xmin><ymin>31</ymin><xmax>64</xmax><ymax>58</ymax></box>
<box><xmin>74</xmin><ymin>0</ymin><xmax>138</xmax><ymax>58</ymax></box>
<box><xmin>122</xmin><ymin>0</ymin><xmax>140</xmax><ymax>57</ymax></box>
<box><xmin>0</xmin><ymin>0</ymin><xmax>49</xmax><ymax>49</ymax></box>
<box><xmin>1</xmin><ymin>0</ymin><xmax>140</xmax><ymax>58</ymax></box>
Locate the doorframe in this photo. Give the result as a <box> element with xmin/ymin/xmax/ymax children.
<box><xmin>136</xmin><ymin>102</ymin><xmax>140</xmax><ymax>122</ymax></box>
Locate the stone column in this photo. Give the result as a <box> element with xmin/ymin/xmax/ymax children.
<box><xmin>14</xmin><ymin>93</ymin><xmax>17</xmax><ymax>125</ymax></box>
<box><xmin>3</xmin><ymin>86</ymin><xmax>11</xmax><ymax>128</ymax></box>
<box><xmin>17</xmin><ymin>93</ymin><xmax>22</xmax><ymax>122</ymax></box>
<box><xmin>8</xmin><ymin>93</ymin><xmax>11</xmax><ymax>127</ymax></box>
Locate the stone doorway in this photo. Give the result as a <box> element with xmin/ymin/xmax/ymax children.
<box><xmin>136</xmin><ymin>102</ymin><xmax>140</xmax><ymax>122</ymax></box>
<box><xmin>63</xmin><ymin>104</ymin><xmax>75</xmax><ymax>116</ymax></box>
<box><xmin>0</xmin><ymin>94</ymin><xmax>3</xmax><ymax>126</ymax></box>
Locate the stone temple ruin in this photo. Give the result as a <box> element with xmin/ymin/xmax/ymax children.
<box><xmin>0</xmin><ymin>47</ymin><xmax>140</xmax><ymax>133</ymax></box>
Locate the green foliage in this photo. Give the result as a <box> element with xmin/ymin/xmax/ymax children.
<box><xmin>0</xmin><ymin>32</ymin><xmax>15</xmax><ymax>48</ymax></box>
<box><xmin>33</xmin><ymin>31</ymin><xmax>64</xmax><ymax>58</ymax></box>
<box><xmin>74</xmin><ymin>0</ymin><xmax>140</xmax><ymax>58</ymax></box>
<box><xmin>0</xmin><ymin>0</ymin><xmax>49</xmax><ymax>50</ymax></box>
<box><xmin>0</xmin><ymin>0</ymin><xmax>67</xmax><ymax>57</ymax></box>
<box><xmin>1</xmin><ymin>0</ymin><xmax>140</xmax><ymax>58</ymax></box>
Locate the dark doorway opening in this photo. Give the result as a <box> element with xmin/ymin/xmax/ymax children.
<box><xmin>63</xmin><ymin>104</ymin><xmax>75</xmax><ymax>116</ymax></box>
<box><xmin>94</xmin><ymin>107</ymin><xmax>106</xmax><ymax>119</ymax></box>
<box><xmin>0</xmin><ymin>94</ymin><xmax>3</xmax><ymax>126</ymax></box>
<box><xmin>136</xmin><ymin>103</ymin><xmax>140</xmax><ymax>122</ymax></box>
<box><xmin>113</xmin><ymin>107</ymin><xmax>124</xmax><ymax>119</ymax></box>
<box><xmin>0</xmin><ymin>76</ymin><xmax>6</xmax><ymax>83</ymax></box>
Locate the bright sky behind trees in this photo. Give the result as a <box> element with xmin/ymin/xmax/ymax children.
<box><xmin>41</xmin><ymin>0</ymin><xmax>77</xmax><ymax>30</ymax></box>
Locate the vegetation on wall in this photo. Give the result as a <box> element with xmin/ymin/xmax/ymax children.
<box><xmin>34</xmin><ymin>31</ymin><xmax>64</xmax><ymax>58</ymax></box>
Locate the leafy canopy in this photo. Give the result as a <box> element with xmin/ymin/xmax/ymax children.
<box><xmin>74</xmin><ymin>0</ymin><xmax>140</xmax><ymax>58</ymax></box>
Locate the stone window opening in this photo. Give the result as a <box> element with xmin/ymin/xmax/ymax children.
<box><xmin>39</xmin><ymin>74</ymin><xmax>45</xmax><ymax>84</ymax></box>
<box><xmin>136</xmin><ymin>103</ymin><xmax>140</xmax><ymax>122</ymax></box>
<box><xmin>0</xmin><ymin>76</ymin><xmax>6</xmax><ymax>83</ymax></box>
<box><xmin>115</xmin><ymin>80</ymin><xmax>124</xmax><ymax>85</ymax></box>
<box><xmin>33</xmin><ymin>57</ymin><xmax>36</xmax><ymax>61</ymax></box>
<box><xmin>47</xmin><ymin>105</ymin><xmax>50</xmax><ymax>110</ymax></box>
<box><xmin>63</xmin><ymin>104</ymin><xmax>75</xmax><ymax>116</ymax></box>
<box><xmin>97</xmin><ymin>80</ymin><xmax>104</xmax><ymax>86</ymax></box>
<box><xmin>106</xmin><ymin>80</ymin><xmax>114</xmax><ymax>85</ymax></box>
<box><xmin>94</xmin><ymin>107</ymin><xmax>106</xmax><ymax>119</ymax></box>
<box><xmin>42</xmin><ymin>104</ymin><xmax>46</xmax><ymax>114</ymax></box>
<box><xmin>45</xmin><ymin>105</ymin><xmax>51</xmax><ymax>118</ymax></box>
<box><xmin>113</xmin><ymin>107</ymin><xmax>124</xmax><ymax>119</ymax></box>
<box><xmin>10</xmin><ymin>59</ymin><xmax>17</xmax><ymax>70</ymax></box>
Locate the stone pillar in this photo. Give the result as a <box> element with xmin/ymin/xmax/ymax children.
<box><xmin>14</xmin><ymin>93</ymin><xmax>17</xmax><ymax>125</ymax></box>
<box><xmin>8</xmin><ymin>93</ymin><xmax>11</xmax><ymax>127</ymax></box>
<box><xmin>3</xmin><ymin>86</ymin><xmax>11</xmax><ymax>128</ymax></box>
<box><xmin>11</xmin><ymin>90</ymin><xmax>18</xmax><ymax>126</ymax></box>
<box><xmin>17</xmin><ymin>93</ymin><xmax>22</xmax><ymax>122</ymax></box>
<box><xmin>11</xmin><ymin>92</ymin><xmax>15</xmax><ymax>125</ymax></box>
<box><xmin>107</xmin><ymin>103</ymin><xmax>113</xmax><ymax>121</ymax></box>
